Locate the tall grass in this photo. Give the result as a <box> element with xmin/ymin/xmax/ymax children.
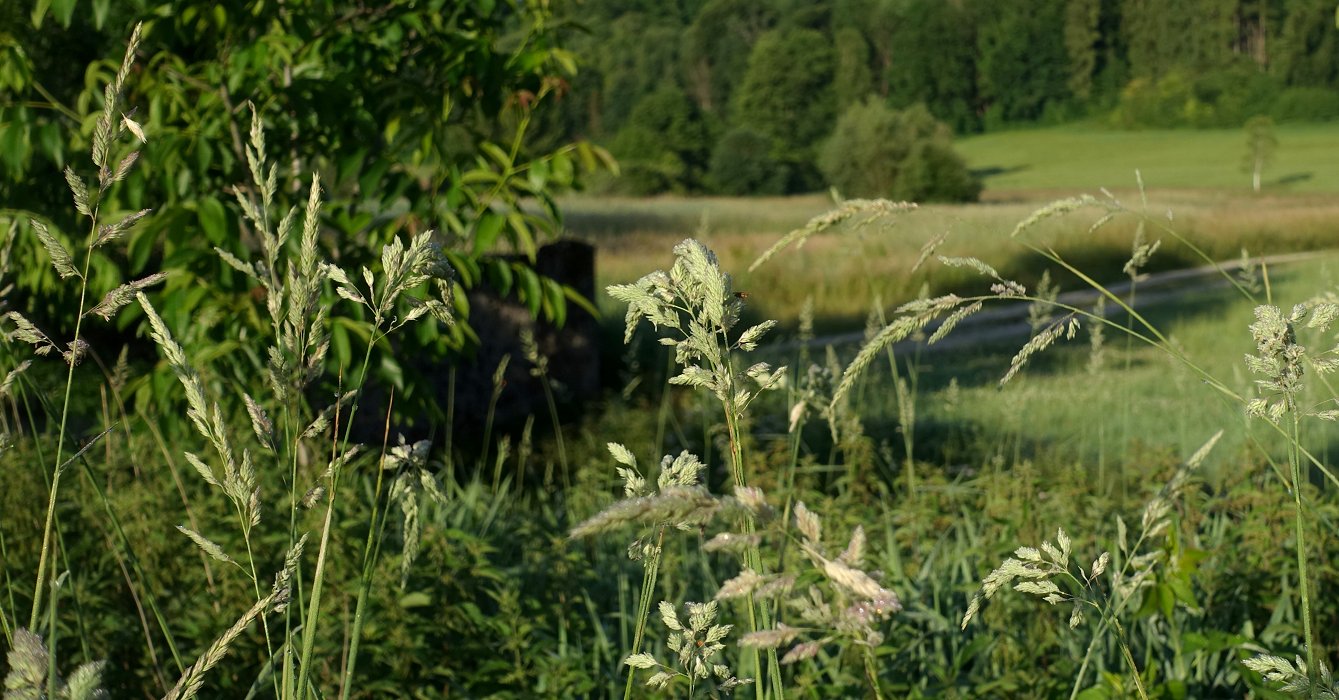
<box><xmin>802</xmin><ymin>187</ymin><xmax>1339</xmax><ymax>697</ymax></box>
<box><xmin>6</xmin><ymin>21</ymin><xmax>1339</xmax><ymax>700</ymax></box>
<box><xmin>3</xmin><ymin>25</ymin><xmax>455</xmax><ymax>700</ymax></box>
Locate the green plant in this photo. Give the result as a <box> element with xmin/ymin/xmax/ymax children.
<box><xmin>2</xmin><ymin>3</ymin><xmax>610</xmax><ymax>429</ymax></box>
<box><xmin>1243</xmin><ymin>115</ymin><xmax>1278</xmax><ymax>193</ymax></box>
<box><xmin>2</xmin><ymin>628</ymin><xmax>107</xmax><ymax>700</ymax></box>
<box><xmin>571</xmin><ymin>444</ymin><xmax>744</xmax><ymax>698</ymax></box>
<box><xmin>822</xmin><ymin>186</ymin><xmax>1339</xmax><ymax>697</ymax></box>
<box><xmin>8</xmin><ymin>18</ymin><xmax>157</xmax><ymax>651</ymax></box>
<box><xmin>818</xmin><ymin>101</ymin><xmax>981</xmax><ymax>203</ymax></box>
<box><xmin>605</xmin><ymin>239</ymin><xmax>788</xmax><ymax>697</ymax></box>
<box><xmin>729</xmin><ymin>503</ymin><xmax>900</xmax><ymax>700</ymax></box>
<box><xmin>1240</xmin><ymin>301</ymin><xmax>1339</xmax><ymax>694</ymax></box>
<box><xmin>521</xmin><ymin>328</ymin><xmax>570</xmax><ymax>488</ymax></box>
<box><xmin>625</xmin><ymin>600</ymin><xmax>751</xmax><ymax>696</ymax></box>
<box><xmin>962</xmin><ymin>432</ymin><xmax>1221</xmax><ymax>700</ymax></box>
<box><xmin>126</xmin><ymin>93</ymin><xmax>456</xmax><ymax>698</ymax></box>
<box><xmin>707</xmin><ymin>128</ymin><xmax>786</xmax><ymax>196</ymax></box>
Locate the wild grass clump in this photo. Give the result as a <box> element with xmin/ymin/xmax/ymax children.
<box><xmin>2</xmin><ymin>23</ymin><xmax>457</xmax><ymax>700</ymax></box>
<box><xmin>801</xmin><ymin>178</ymin><xmax>1337</xmax><ymax>697</ymax></box>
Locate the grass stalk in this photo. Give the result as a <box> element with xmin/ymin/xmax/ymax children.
<box><xmin>622</xmin><ymin>526</ymin><xmax>665</xmax><ymax>700</ymax></box>
<box><xmin>29</xmin><ymin>244</ymin><xmax>94</xmax><ymax>631</ymax></box>
<box><xmin>0</xmin><ymin>526</ymin><xmax>13</xmax><ymax>645</ymax></box>
<box><xmin>297</xmin><ymin>339</ymin><xmax>376</xmax><ymax>698</ymax></box>
<box><xmin>722</xmin><ymin>401</ymin><xmax>782</xmax><ymax>698</ymax></box>
<box><xmin>862</xmin><ymin>647</ymin><xmax>885</xmax><ymax>700</ymax></box>
<box><xmin>539</xmin><ymin>372</ymin><xmax>570</xmax><ymax>490</ymax></box>
<box><xmin>338</xmin><ymin>390</ymin><xmax>397</xmax><ymax>700</ymax></box>
<box><xmin>1289</xmin><ymin>413</ymin><xmax>1316</xmax><ymax>682</ymax></box>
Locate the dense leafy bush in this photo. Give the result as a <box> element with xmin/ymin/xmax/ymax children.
<box><xmin>607</xmin><ymin>87</ymin><xmax>713</xmax><ymax>195</ymax></box>
<box><xmin>1271</xmin><ymin>86</ymin><xmax>1339</xmax><ymax>122</ymax></box>
<box><xmin>0</xmin><ymin>1</ymin><xmax>613</xmax><ymax>429</ymax></box>
<box><xmin>1111</xmin><ymin>66</ymin><xmax>1282</xmax><ymax>129</ymax></box>
<box><xmin>818</xmin><ymin>101</ymin><xmax>981</xmax><ymax>203</ymax></box>
<box><xmin>731</xmin><ymin>26</ymin><xmax>835</xmax><ymax>193</ymax></box>
<box><xmin>707</xmin><ymin>127</ymin><xmax>786</xmax><ymax>196</ymax></box>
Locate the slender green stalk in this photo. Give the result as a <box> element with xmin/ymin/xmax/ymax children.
<box><xmin>29</xmin><ymin>244</ymin><xmax>94</xmax><ymax>631</ymax></box>
<box><xmin>654</xmin><ymin>351</ymin><xmax>674</xmax><ymax>461</ymax></box>
<box><xmin>0</xmin><ymin>526</ymin><xmax>13</xmax><ymax>645</ymax></box>
<box><xmin>484</xmin><ymin>355</ymin><xmax>508</xmax><ymax>488</ymax></box>
<box><xmin>862</xmin><ymin>648</ymin><xmax>884</xmax><ymax>700</ymax></box>
<box><xmin>538</xmin><ymin>373</ymin><xmax>569</xmax><ymax>490</ymax></box>
<box><xmin>722</xmin><ymin>403</ymin><xmax>782</xmax><ymax>698</ymax></box>
<box><xmin>296</xmin><ymin>339</ymin><xmax>377</xmax><ymax>699</ymax></box>
<box><xmin>1289</xmin><ymin>414</ymin><xmax>1316</xmax><ymax>682</ymax></box>
<box><xmin>1111</xmin><ymin>620</ymin><xmax>1149</xmax><ymax>700</ymax></box>
<box><xmin>338</xmin><ymin>391</ymin><xmax>396</xmax><ymax>700</ymax></box>
<box><xmin>622</xmin><ymin>527</ymin><xmax>665</xmax><ymax>700</ymax></box>
<box><xmin>47</xmin><ymin>568</ymin><xmax>59</xmax><ymax>700</ymax></box>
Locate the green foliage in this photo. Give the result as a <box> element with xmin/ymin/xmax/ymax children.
<box><xmin>584</xmin><ymin>14</ymin><xmax>686</xmax><ymax>136</ymax></box>
<box><xmin>608</xmin><ymin>87</ymin><xmax>713</xmax><ymax>195</ymax></box>
<box><xmin>706</xmin><ymin>128</ymin><xmax>785</xmax><ymax>196</ymax></box>
<box><xmin>0</xmin><ymin>0</ymin><xmax>612</xmax><ymax>428</ymax></box>
<box><xmin>1111</xmin><ymin>65</ymin><xmax>1282</xmax><ymax>129</ymax></box>
<box><xmin>1064</xmin><ymin>0</ymin><xmax>1103</xmax><ymax>100</ymax></box>
<box><xmin>831</xmin><ymin>26</ymin><xmax>875</xmax><ymax>110</ymax></box>
<box><xmin>1243</xmin><ymin>115</ymin><xmax>1278</xmax><ymax>192</ymax></box>
<box><xmin>819</xmin><ymin>101</ymin><xmax>981</xmax><ymax>203</ymax></box>
<box><xmin>11</xmin><ymin>5</ymin><xmax>1339</xmax><ymax>700</ymax></box>
<box><xmin>977</xmin><ymin>0</ymin><xmax>1070</xmax><ymax>126</ymax></box>
<box><xmin>1277</xmin><ymin>0</ymin><xmax>1339</xmax><ymax>88</ymax></box>
<box><xmin>681</xmin><ymin>0</ymin><xmax>778</xmax><ymax>116</ymax></box>
<box><xmin>732</xmin><ymin>27</ymin><xmax>836</xmax><ymax>192</ymax></box>
<box><xmin>1271</xmin><ymin>87</ymin><xmax>1339</xmax><ymax>122</ymax></box>
<box><xmin>543</xmin><ymin>0</ymin><xmax>1339</xmax><ymax>195</ymax></box>
<box><xmin>883</xmin><ymin>0</ymin><xmax>981</xmax><ymax>133</ymax></box>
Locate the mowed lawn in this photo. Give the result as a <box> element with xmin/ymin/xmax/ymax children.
<box><xmin>957</xmin><ymin>122</ymin><xmax>1339</xmax><ymax>193</ymax></box>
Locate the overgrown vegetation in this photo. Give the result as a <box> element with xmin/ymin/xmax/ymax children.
<box><xmin>4</xmin><ymin>6</ymin><xmax>1339</xmax><ymax>700</ymax></box>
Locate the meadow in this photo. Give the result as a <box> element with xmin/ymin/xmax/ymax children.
<box><xmin>4</xmin><ymin>40</ymin><xmax>1339</xmax><ymax>700</ymax></box>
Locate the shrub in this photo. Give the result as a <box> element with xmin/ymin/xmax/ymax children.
<box><xmin>818</xmin><ymin>100</ymin><xmax>980</xmax><ymax>203</ymax></box>
<box><xmin>1271</xmin><ymin>86</ymin><xmax>1339</xmax><ymax>122</ymax></box>
<box><xmin>1110</xmin><ymin>72</ymin><xmax>1203</xmax><ymax>128</ymax></box>
<box><xmin>706</xmin><ymin>127</ymin><xmax>787</xmax><ymax>196</ymax></box>
<box><xmin>608</xmin><ymin>87</ymin><xmax>713</xmax><ymax>195</ymax></box>
<box><xmin>1111</xmin><ymin>66</ymin><xmax>1283</xmax><ymax>128</ymax></box>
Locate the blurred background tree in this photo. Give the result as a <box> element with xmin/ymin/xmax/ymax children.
<box><xmin>1243</xmin><ymin>114</ymin><xmax>1278</xmax><ymax>192</ymax></box>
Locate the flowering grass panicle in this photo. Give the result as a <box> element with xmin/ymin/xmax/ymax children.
<box><xmin>2</xmin><ymin>628</ymin><xmax>107</xmax><ymax>700</ymax></box>
<box><xmin>624</xmin><ymin>600</ymin><xmax>752</xmax><ymax>696</ymax></box>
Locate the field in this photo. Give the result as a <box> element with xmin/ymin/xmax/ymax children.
<box><xmin>956</xmin><ymin>122</ymin><xmax>1339</xmax><ymax>193</ymax></box>
<box><xmin>6</xmin><ymin>102</ymin><xmax>1339</xmax><ymax>700</ymax></box>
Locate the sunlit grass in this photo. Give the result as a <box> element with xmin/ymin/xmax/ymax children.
<box><xmin>957</xmin><ymin>122</ymin><xmax>1339</xmax><ymax>193</ymax></box>
<box><xmin>568</xmin><ymin>190</ymin><xmax>1339</xmax><ymax>332</ymax></box>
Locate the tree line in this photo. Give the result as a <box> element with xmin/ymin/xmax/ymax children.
<box><xmin>546</xmin><ymin>0</ymin><xmax>1339</xmax><ymax>198</ymax></box>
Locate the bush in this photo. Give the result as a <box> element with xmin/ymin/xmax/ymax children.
<box><xmin>607</xmin><ymin>87</ymin><xmax>713</xmax><ymax>194</ymax></box>
<box><xmin>1110</xmin><ymin>72</ymin><xmax>1202</xmax><ymax>128</ymax></box>
<box><xmin>1271</xmin><ymin>86</ymin><xmax>1339</xmax><ymax>122</ymax></box>
<box><xmin>609</xmin><ymin>125</ymin><xmax>688</xmax><ymax>195</ymax></box>
<box><xmin>818</xmin><ymin>100</ymin><xmax>981</xmax><ymax>203</ymax></box>
<box><xmin>1193</xmin><ymin>64</ymin><xmax>1281</xmax><ymax>127</ymax></box>
<box><xmin>707</xmin><ymin>127</ymin><xmax>787</xmax><ymax>195</ymax></box>
<box><xmin>1111</xmin><ymin>66</ymin><xmax>1283</xmax><ymax>128</ymax></box>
